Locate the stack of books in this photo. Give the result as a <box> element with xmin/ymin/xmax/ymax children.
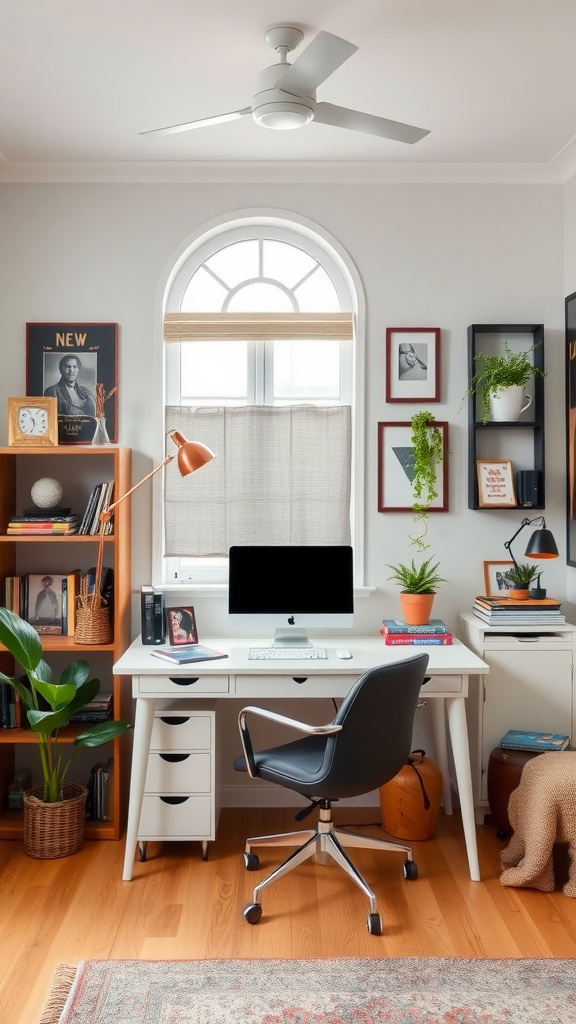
<box><xmin>70</xmin><ymin>693</ymin><xmax>112</xmax><ymax>723</ymax></box>
<box><xmin>473</xmin><ymin>595</ymin><xmax>565</xmax><ymax>626</ymax></box>
<box><xmin>379</xmin><ymin>618</ymin><xmax>453</xmax><ymax>645</ymax></box>
<box><xmin>79</xmin><ymin>481</ymin><xmax>114</xmax><ymax>535</ymax></box>
<box><xmin>7</xmin><ymin>511</ymin><xmax>81</xmax><ymax>535</ymax></box>
<box><xmin>500</xmin><ymin>728</ymin><xmax>570</xmax><ymax>752</ymax></box>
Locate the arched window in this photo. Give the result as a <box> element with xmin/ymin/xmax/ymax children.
<box><xmin>162</xmin><ymin>215</ymin><xmax>363</xmax><ymax>585</ymax></box>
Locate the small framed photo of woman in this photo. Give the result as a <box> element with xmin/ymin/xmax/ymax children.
<box><xmin>165</xmin><ymin>606</ymin><xmax>198</xmax><ymax>646</ymax></box>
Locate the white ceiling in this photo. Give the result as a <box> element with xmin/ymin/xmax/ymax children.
<box><xmin>2</xmin><ymin>0</ymin><xmax>576</xmax><ymax>182</ymax></box>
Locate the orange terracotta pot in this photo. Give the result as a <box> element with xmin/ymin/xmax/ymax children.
<box><xmin>399</xmin><ymin>592</ymin><xmax>435</xmax><ymax>626</ymax></box>
<box><xmin>509</xmin><ymin>588</ymin><xmax>529</xmax><ymax>600</ymax></box>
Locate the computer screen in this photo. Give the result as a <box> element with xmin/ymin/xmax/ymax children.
<box><xmin>228</xmin><ymin>545</ymin><xmax>354</xmax><ymax>647</ymax></box>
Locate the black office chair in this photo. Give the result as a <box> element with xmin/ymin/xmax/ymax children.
<box><xmin>234</xmin><ymin>653</ymin><xmax>429</xmax><ymax>935</ymax></box>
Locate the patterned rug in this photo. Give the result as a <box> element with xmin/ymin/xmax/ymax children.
<box><xmin>39</xmin><ymin>957</ymin><xmax>576</xmax><ymax>1024</ymax></box>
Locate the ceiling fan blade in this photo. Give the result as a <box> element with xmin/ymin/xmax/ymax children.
<box><xmin>314</xmin><ymin>102</ymin><xmax>430</xmax><ymax>143</ymax></box>
<box><xmin>140</xmin><ymin>108</ymin><xmax>251</xmax><ymax>137</ymax></box>
<box><xmin>276</xmin><ymin>31</ymin><xmax>357</xmax><ymax>95</ymax></box>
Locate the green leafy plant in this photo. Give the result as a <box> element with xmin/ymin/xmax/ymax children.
<box><xmin>506</xmin><ymin>563</ymin><xmax>540</xmax><ymax>588</ymax></box>
<box><xmin>409</xmin><ymin>411</ymin><xmax>444</xmax><ymax>551</ymax></box>
<box><xmin>0</xmin><ymin>608</ymin><xmax>131</xmax><ymax>803</ymax></box>
<box><xmin>465</xmin><ymin>341</ymin><xmax>545</xmax><ymax>425</ymax></box>
<box><xmin>386</xmin><ymin>557</ymin><xmax>447</xmax><ymax>594</ymax></box>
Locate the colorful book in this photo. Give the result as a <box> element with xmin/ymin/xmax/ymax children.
<box><xmin>500</xmin><ymin>729</ymin><xmax>570</xmax><ymax>752</ymax></box>
<box><xmin>150</xmin><ymin>644</ymin><xmax>228</xmax><ymax>664</ymax></box>
<box><xmin>381</xmin><ymin>618</ymin><xmax>449</xmax><ymax>635</ymax></box>
<box><xmin>382</xmin><ymin>634</ymin><xmax>453</xmax><ymax>645</ymax></box>
<box><xmin>475</xmin><ymin>595</ymin><xmax>561</xmax><ymax>610</ymax></box>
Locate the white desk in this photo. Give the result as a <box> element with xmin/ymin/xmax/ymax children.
<box><xmin>114</xmin><ymin>636</ymin><xmax>489</xmax><ymax>882</ymax></box>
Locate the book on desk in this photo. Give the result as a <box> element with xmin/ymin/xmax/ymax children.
<box><xmin>150</xmin><ymin>644</ymin><xmax>228</xmax><ymax>664</ymax></box>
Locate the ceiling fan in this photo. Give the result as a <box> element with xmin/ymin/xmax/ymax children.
<box><xmin>141</xmin><ymin>26</ymin><xmax>430</xmax><ymax>144</ymax></box>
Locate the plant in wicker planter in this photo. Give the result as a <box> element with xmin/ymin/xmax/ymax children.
<box><xmin>0</xmin><ymin>607</ymin><xmax>130</xmax><ymax>856</ymax></box>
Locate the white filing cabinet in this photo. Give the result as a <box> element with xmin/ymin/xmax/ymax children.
<box><xmin>137</xmin><ymin>701</ymin><xmax>219</xmax><ymax>861</ymax></box>
<box><xmin>459</xmin><ymin>613</ymin><xmax>576</xmax><ymax>823</ymax></box>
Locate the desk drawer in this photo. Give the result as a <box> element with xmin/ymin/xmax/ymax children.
<box><xmin>144</xmin><ymin>752</ymin><xmax>211</xmax><ymax>793</ymax></box>
<box><xmin>138</xmin><ymin>795</ymin><xmax>213</xmax><ymax>838</ymax></box>
<box><xmin>422</xmin><ymin>674</ymin><xmax>463</xmax><ymax>694</ymax></box>
<box><xmin>151</xmin><ymin>714</ymin><xmax>212</xmax><ymax>750</ymax></box>
<box><xmin>234</xmin><ymin>674</ymin><xmax>358</xmax><ymax>698</ymax></box>
<box><xmin>138</xmin><ymin>674</ymin><xmax>229</xmax><ymax>695</ymax></box>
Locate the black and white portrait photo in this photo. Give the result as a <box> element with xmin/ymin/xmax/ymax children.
<box><xmin>385</xmin><ymin>327</ymin><xmax>440</xmax><ymax>402</ymax></box>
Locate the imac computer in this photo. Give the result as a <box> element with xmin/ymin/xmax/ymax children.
<box><xmin>228</xmin><ymin>545</ymin><xmax>354</xmax><ymax>648</ymax></box>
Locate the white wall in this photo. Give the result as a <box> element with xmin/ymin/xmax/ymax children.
<box><xmin>0</xmin><ymin>180</ymin><xmax>570</xmax><ymax>802</ymax></box>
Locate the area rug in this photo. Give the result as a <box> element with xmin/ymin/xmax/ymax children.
<box><xmin>39</xmin><ymin>957</ymin><xmax>576</xmax><ymax>1024</ymax></box>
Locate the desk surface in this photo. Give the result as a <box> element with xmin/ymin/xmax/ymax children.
<box><xmin>114</xmin><ymin>635</ymin><xmax>489</xmax><ymax>678</ymax></box>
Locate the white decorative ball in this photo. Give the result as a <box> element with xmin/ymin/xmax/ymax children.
<box><xmin>31</xmin><ymin>477</ymin><xmax>64</xmax><ymax>509</ymax></box>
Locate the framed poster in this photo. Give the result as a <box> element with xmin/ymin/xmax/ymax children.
<box><xmin>476</xmin><ymin>460</ymin><xmax>516</xmax><ymax>508</ymax></box>
<box><xmin>483</xmin><ymin>560</ymin><xmax>515</xmax><ymax>598</ymax></box>
<box><xmin>377</xmin><ymin>421</ymin><xmax>449</xmax><ymax>512</ymax></box>
<box><xmin>566</xmin><ymin>291</ymin><xmax>576</xmax><ymax>566</ymax></box>
<box><xmin>385</xmin><ymin>327</ymin><xmax>441</xmax><ymax>403</ymax></box>
<box><xmin>26</xmin><ymin>322</ymin><xmax>118</xmax><ymax>444</ymax></box>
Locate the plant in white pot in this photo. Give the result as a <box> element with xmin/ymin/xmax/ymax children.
<box><xmin>465</xmin><ymin>340</ymin><xmax>545</xmax><ymax>425</ymax></box>
<box><xmin>0</xmin><ymin>607</ymin><xmax>131</xmax><ymax>857</ymax></box>
<box><xmin>386</xmin><ymin>557</ymin><xmax>447</xmax><ymax>626</ymax></box>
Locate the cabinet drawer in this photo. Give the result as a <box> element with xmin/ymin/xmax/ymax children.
<box><xmin>138</xmin><ymin>795</ymin><xmax>213</xmax><ymax>838</ymax></box>
<box><xmin>138</xmin><ymin>674</ymin><xmax>229</xmax><ymax>695</ymax></box>
<box><xmin>151</xmin><ymin>714</ymin><xmax>212</xmax><ymax>750</ymax></box>
<box><xmin>144</xmin><ymin>752</ymin><xmax>211</xmax><ymax>793</ymax></box>
<box><xmin>234</xmin><ymin>674</ymin><xmax>358</xmax><ymax>698</ymax></box>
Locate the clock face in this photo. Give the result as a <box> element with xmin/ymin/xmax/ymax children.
<box><xmin>18</xmin><ymin>406</ymin><xmax>49</xmax><ymax>436</ymax></box>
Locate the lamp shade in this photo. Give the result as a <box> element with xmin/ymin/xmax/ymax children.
<box><xmin>169</xmin><ymin>431</ymin><xmax>216</xmax><ymax>476</ymax></box>
<box><xmin>525</xmin><ymin>528</ymin><xmax>559</xmax><ymax>559</ymax></box>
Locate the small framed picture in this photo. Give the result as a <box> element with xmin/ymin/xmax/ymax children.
<box><xmin>483</xmin><ymin>560</ymin><xmax>515</xmax><ymax>598</ymax></box>
<box><xmin>26</xmin><ymin>573</ymin><xmax>67</xmax><ymax>634</ymax></box>
<box><xmin>477</xmin><ymin>459</ymin><xmax>517</xmax><ymax>507</ymax></box>
<box><xmin>165</xmin><ymin>606</ymin><xmax>198</xmax><ymax>646</ymax></box>
<box><xmin>377</xmin><ymin>421</ymin><xmax>449</xmax><ymax>512</ymax></box>
<box><xmin>385</xmin><ymin>328</ymin><xmax>441</xmax><ymax>403</ymax></box>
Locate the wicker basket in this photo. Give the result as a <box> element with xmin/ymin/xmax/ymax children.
<box><xmin>74</xmin><ymin>601</ymin><xmax>112</xmax><ymax>645</ymax></box>
<box><xmin>23</xmin><ymin>783</ymin><xmax>87</xmax><ymax>859</ymax></box>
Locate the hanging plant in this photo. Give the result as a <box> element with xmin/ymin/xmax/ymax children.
<box><xmin>409</xmin><ymin>411</ymin><xmax>444</xmax><ymax>551</ymax></box>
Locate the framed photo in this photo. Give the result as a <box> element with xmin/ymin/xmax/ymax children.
<box><xmin>26</xmin><ymin>573</ymin><xmax>67</xmax><ymax>634</ymax></box>
<box><xmin>476</xmin><ymin>459</ymin><xmax>516</xmax><ymax>508</ymax></box>
<box><xmin>377</xmin><ymin>421</ymin><xmax>449</xmax><ymax>512</ymax></box>
<box><xmin>7</xmin><ymin>396</ymin><xmax>58</xmax><ymax>447</ymax></box>
<box><xmin>483</xmin><ymin>560</ymin><xmax>515</xmax><ymax>598</ymax></box>
<box><xmin>566</xmin><ymin>291</ymin><xmax>576</xmax><ymax>565</ymax></box>
<box><xmin>165</xmin><ymin>606</ymin><xmax>198</xmax><ymax>646</ymax></box>
<box><xmin>385</xmin><ymin>328</ymin><xmax>441</xmax><ymax>403</ymax></box>
<box><xmin>26</xmin><ymin>322</ymin><xmax>118</xmax><ymax>445</ymax></box>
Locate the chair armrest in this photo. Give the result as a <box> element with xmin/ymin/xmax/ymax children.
<box><xmin>238</xmin><ymin>706</ymin><xmax>342</xmax><ymax>778</ymax></box>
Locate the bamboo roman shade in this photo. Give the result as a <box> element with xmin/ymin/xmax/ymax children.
<box><xmin>163</xmin><ymin>311</ymin><xmax>354</xmax><ymax>343</ymax></box>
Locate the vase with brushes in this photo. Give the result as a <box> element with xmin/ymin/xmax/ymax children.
<box><xmin>0</xmin><ymin>607</ymin><xmax>131</xmax><ymax>857</ymax></box>
<box><xmin>409</xmin><ymin>411</ymin><xmax>444</xmax><ymax>552</ymax></box>
<box><xmin>92</xmin><ymin>382</ymin><xmax>117</xmax><ymax>445</ymax></box>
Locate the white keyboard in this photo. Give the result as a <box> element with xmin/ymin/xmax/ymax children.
<box><xmin>248</xmin><ymin>647</ymin><xmax>328</xmax><ymax>660</ymax></box>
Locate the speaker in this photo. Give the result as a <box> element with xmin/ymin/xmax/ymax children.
<box><xmin>515</xmin><ymin>470</ymin><xmax>542</xmax><ymax>508</ymax></box>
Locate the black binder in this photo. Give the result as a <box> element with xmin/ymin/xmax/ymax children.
<box><xmin>141</xmin><ymin>586</ymin><xmax>165</xmax><ymax>644</ymax></box>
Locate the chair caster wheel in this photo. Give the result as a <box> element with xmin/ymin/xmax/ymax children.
<box><xmin>366</xmin><ymin>912</ymin><xmax>383</xmax><ymax>935</ymax></box>
<box><xmin>403</xmin><ymin>860</ymin><xmax>418</xmax><ymax>880</ymax></box>
<box><xmin>244</xmin><ymin>852</ymin><xmax>260</xmax><ymax>871</ymax></box>
<box><xmin>243</xmin><ymin>902</ymin><xmax>262</xmax><ymax>924</ymax></box>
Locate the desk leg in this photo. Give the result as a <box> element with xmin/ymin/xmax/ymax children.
<box><xmin>446</xmin><ymin>695</ymin><xmax>481</xmax><ymax>882</ymax></box>
<box><xmin>122</xmin><ymin>697</ymin><xmax>155</xmax><ymax>881</ymax></box>
<box><xmin>429</xmin><ymin>698</ymin><xmax>453</xmax><ymax>815</ymax></box>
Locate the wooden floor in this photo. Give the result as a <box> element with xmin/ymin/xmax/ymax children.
<box><xmin>2</xmin><ymin>807</ymin><xmax>576</xmax><ymax>1024</ymax></box>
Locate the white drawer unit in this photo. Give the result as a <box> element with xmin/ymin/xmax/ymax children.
<box><xmin>137</xmin><ymin>704</ymin><xmax>218</xmax><ymax>861</ymax></box>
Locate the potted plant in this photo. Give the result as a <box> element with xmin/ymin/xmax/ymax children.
<box><xmin>0</xmin><ymin>607</ymin><xmax>131</xmax><ymax>858</ymax></box>
<box><xmin>465</xmin><ymin>340</ymin><xmax>545</xmax><ymax>425</ymax></box>
<box><xmin>506</xmin><ymin>562</ymin><xmax>539</xmax><ymax>600</ymax></box>
<box><xmin>386</xmin><ymin>557</ymin><xmax>447</xmax><ymax>625</ymax></box>
<box><xmin>409</xmin><ymin>411</ymin><xmax>444</xmax><ymax>552</ymax></box>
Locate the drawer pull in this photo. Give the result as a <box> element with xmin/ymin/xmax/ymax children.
<box><xmin>159</xmin><ymin>753</ymin><xmax>190</xmax><ymax>764</ymax></box>
<box><xmin>293</xmin><ymin>677</ymin><xmax>308</xmax><ymax>684</ymax></box>
<box><xmin>159</xmin><ymin>796</ymin><xmax>189</xmax><ymax>805</ymax></box>
<box><xmin>159</xmin><ymin>716</ymin><xmax>190</xmax><ymax>726</ymax></box>
<box><xmin>169</xmin><ymin>677</ymin><xmax>200</xmax><ymax>686</ymax></box>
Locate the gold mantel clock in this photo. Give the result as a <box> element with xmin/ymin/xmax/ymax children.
<box><xmin>7</xmin><ymin>396</ymin><xmax>59</xmax><ymax>447</ymax></box>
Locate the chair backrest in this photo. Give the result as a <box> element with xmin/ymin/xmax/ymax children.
<box><xmin>318</xmin><ymin>653</ymin><xmax>429</xmax><ymax>799</ymax></box>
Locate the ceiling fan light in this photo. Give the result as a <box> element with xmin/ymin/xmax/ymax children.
<box><xmin>253</xmin><ymin>102</ymin><xmax>313</xmax><ymax>130</ymax></box>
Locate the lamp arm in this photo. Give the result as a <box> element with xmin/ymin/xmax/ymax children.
<box><xmin>99</xmin><ymin>454</ymin><xmax>174</xmax><ymax>523</ymax></box>
<box><xmin>503</xmin><ymin>516</ymin><xmax>545</xmax><ymax>568</ymax></box>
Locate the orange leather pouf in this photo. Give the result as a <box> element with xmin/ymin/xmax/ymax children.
<box><xmin>379</xmin><ymin>750</ymin><xmax>443</xmax><ymax>841</ymax></box>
